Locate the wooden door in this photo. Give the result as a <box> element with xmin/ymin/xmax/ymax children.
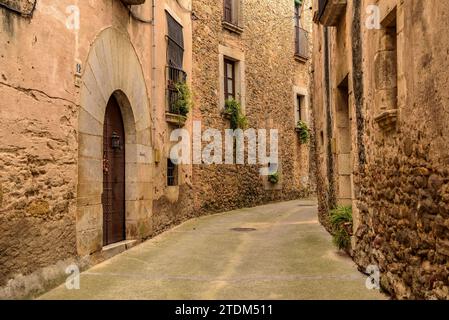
<box><xmin>102</xmin><ymin>96</ymin><xmax>126</xmax><ymax>246</ymax></box>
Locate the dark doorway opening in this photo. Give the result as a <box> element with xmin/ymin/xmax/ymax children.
<box><xmin>102</xmin><ymin>95</ymin><xmax>126</xmax><ymax>246</ymax></box>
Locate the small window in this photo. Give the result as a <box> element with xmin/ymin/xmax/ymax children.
<box><xmin>294</xmin><ymin>1</ymin><xmax>308</xmax><ymax>59</ymax></box>
<box><xmin>223</xmin><ymin>0</ymin><xmax>241</xmax><ymax>26</ymax></box>
<box><xmin>224</xmin><ymin>58</ymin><xmax>236</xmax><ymax>101</ymax></box>
<box><xmin>224</xmin><ymin>0</ymin><xmax>233</xmax><ymax>23</ymax></box>
<box><xmin>167</xmin><ymin>158</ymin><xmax>178</xmax><ymax>186</ymax></box>
<box><xmin>297</xmin><ymin>94</ymin><xmax>304</xmax><ymax>121</ymax></box>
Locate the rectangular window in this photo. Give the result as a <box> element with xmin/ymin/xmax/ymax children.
<box><xmin>166</xmin><ymin>12</ymin><xmax>184</xmax><ymax>69</ymax></box>
<box><xmin>295</xmin><ymin>2</ymin><xmax>301</xmax><ymax>52</ymax></box>
<box><xmin>224</xmin><ymin>58</ymin><xmax>236</xmax><ymax>101</ymax></box>
<box><xmin>297</xmin><ymin>95</ymin><xmax>304</xmax><ymax>121</ymax></box>
<box><xmin>294</xmin><ymin>2</ymin><xmax>308</xmax><ymax>59</ymax></box>
<box><xmin>224</xmin><ymin>0</ymin><xmax>233</xmax><ymax>24</ymax></box>
<box><xmin>387</xmin><ymin>20</ymin><xmax>398</xmax><ymax>109</ymax></box>
<box><xmin>167</xmin><ymin>158</ymin><xmax>178</xmax><ymax>186</ymax></box>
<box><xmin>166</xmin><ymin>12</ymin><xmax>187</xmax><ymax>114</ymax></box>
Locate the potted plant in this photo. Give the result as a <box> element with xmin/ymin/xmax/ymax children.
<box><xmin>268</xmin><ymin>172</ymin><xmax>280</xmax><ymax>185</ymax></box>
<box><xmin>223</xmin><ymin>99</ymin><xmax>248</xmax><ymax>129</ymax></box>
<box><xmin>295</xmin><ymin>120</ymin><xmax>311</xmax><ymax>144</ymax></box>
<box><xmin>172</xmin><ymin>81</ymin><xmax>192</xmax><ymax>118</ymax></box>
<box><xmin>330</xmin><ymin>206</ymin><xmax>353</xmax><ymax>251</ymax></box>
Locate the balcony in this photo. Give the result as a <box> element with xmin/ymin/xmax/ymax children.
<box><xmin>314</xmin><ymin>0</ymin><xmax>347</xmax><ymax>26</ymax></box>
<box><xmin>166</xmin><ymin>66</ymin><xmax>188</xmax><ymax>125</ymax></box>
<box><xmin>295</xmin><ymin>27</ymin><xmax>310</xmax><ymax>62</ymax></box>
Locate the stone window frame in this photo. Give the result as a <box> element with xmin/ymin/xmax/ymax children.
<box><xmin>222</xmin><ymin>0</ymin><xmax>244</xmax><ymax>34</ymax></box>
<box><xmin>373</xmin><ymin>2</ymin><xmax>401</xmax><ymax>132</ymax></box>
<box><xmin>293</xmin><ymin>86</ymin><xmax>310</xmax><ymax>125</ymax></box>
<box><xmin>218</xmin><ymin>45</ymin><xmax>246</xmax><ymax>113</ymax></box>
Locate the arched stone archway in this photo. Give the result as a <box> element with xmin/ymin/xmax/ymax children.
<box><xmin>76</xmin><ymin>28</ymin><xmax>153</xmax><ymax>257</ymax></box>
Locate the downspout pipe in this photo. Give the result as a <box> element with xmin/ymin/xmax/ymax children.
<box><xmin>151</xmin><ymin>0</ymin><xmax>157</xmax><ymax>151</ymax></box>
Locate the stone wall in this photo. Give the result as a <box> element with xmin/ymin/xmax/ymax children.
<box><xmin>312</xmin><ymin>0</ymin><xmax>449</xmax><ymax>299</ymax></box>
<box><xmin>0</xmin><ymin>0</ymin><xmax>193</xmax><ymax>295</ymax></box>
<box><xmin>191</xmin><ymin>0</ymin><xmax>314</xmax><ymax>214</ymax></box>
<box><xmin>0</xmin><ymin>0</ymin><xmax>313</xmax><ymax>298</ymax></box>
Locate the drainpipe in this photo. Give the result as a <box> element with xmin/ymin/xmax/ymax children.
<box><xmin>151</xmin><ymin>0</ymin><xmax>157</xmax><ymax>150</ymax></box>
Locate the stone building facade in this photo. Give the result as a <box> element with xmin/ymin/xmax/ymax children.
<box><xmin>191</xmin><ymin>0</ymin><xmax>314</xmax><ymax>214</ymax></box>
<box><xmin>0</xmin><ymin>0</ymin><xmax>313</xmax><ymax>298</ymax></box>
<box><xmin>312</xmin><ymin>0</ymin><xmax>449</xmax><ymax>299</ymax></box>
<box><xmin>0</xmin><ymin>0</ymin><xmax>194</xmax><ymax>298</ymax></box>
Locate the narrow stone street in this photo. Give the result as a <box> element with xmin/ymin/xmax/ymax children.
<box><xmin>40</xmin><ymin>200</ymin><xmax>384</xmax><ymax>300</ymax></box>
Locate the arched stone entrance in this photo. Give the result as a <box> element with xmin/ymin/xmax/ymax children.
<box><xmin>77</xmin><ymin>28</ymin><xmax>153</xmax><ymax>257</ymax></box>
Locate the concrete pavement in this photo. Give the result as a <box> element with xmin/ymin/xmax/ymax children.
<box><xmin>40</xmin><ymin>200</ymin><xmax>385</xmax><ymax>300</ymax></box>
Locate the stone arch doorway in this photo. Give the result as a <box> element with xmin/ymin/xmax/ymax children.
<box><xmin>77</xmin><ymin>28</ymin><xmax>153</xmax><ymax>257</ymax></box>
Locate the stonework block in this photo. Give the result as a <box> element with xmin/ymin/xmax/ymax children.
<box><xmin>0</xmin><ymin>0</ymin><xmax>35</xmax><ymax>16</ymax></box>
<box><xmin>79</xmin><ymin>133</ymin><xmax>102</xmax><ymax>160</ymax></box>
<box><xmin>77</xmin><ymin>229</ymin><xmax>103</xmax><ymax>257</ymax></box>
<box><xmin>374</xmin><ymin>51</ymin><xmax>397</xmax><ymax>91</ymax></box>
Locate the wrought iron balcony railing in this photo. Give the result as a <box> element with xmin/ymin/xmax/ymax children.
<box><xmin>295</xmin><ymin>27</ymin><xmax>310</xmax><ymax>60</ymax></box>
<box><xmin>166</xmin><ymin>66</ymin><xmax>187</xmax><ymax>114</ymax></box>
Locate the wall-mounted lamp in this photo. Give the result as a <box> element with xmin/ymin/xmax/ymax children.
<box><xmin>111</xmin><ymin>132</ymin><xmax>121</xmax><ymax>150</ymax></box>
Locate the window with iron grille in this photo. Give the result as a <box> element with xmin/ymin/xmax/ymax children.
<box><xmin>224</xmin><ymin>58</ymin><xmax>236</xmax><ymax>101</ymax></box>
<box><xmin>166</xmin><ymin>12</ymin><xmax>187</xmax><ymax>114</ymax></box>
<box><xmin>167</xmin><ymin>158</ymin><xmax>178</xmax><ymax>186</ymax></box>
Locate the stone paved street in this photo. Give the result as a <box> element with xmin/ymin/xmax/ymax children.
<box><xmin>40</xmin><ymin>200</ymin><xmax>385</xmax><ymax>300</ymax></box>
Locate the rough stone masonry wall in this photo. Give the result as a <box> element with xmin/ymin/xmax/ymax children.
<box><xmin>353</xmin><ymin>0</ymin><xmax>449</xmax><ymax>299</ymax></box>
<box><xmin>0</xmin><ymin>0</ymin><xmax>156</xmax><ymax>293</ymax></box>
<box><xmin>191</xmin><ymin>0</ymin><xmax>313</xmax><ymax>215</ymax></box>
<box><xmin>312</xmin><ymin>0</ymin><xmax>449</xmax><ymax>299</ymax></box>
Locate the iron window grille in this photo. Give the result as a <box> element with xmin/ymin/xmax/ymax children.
<box><xmin>166</xmin><ymin>66</ymin><xmax>187</xmax><ymax>114</ymax></box>
<box><xmin>167</xmin><ymin>158</ymin><xmax>178</xmax><ymax>186</ymax></box>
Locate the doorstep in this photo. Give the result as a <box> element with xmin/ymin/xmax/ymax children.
<box><xmin>102</xmin><ymin>240</ymin><xmax>138</xmax><ymax>260</ymax></box>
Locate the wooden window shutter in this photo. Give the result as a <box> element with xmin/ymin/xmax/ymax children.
<box><xmin>166</xmin><ymin>12</ymin><xmax>184</xmax><ymax>68</ymax></box>
<box><xmin>224</xmin><ymin>0</ymin><xmax>233</xmax><ymax>23</ymax></box>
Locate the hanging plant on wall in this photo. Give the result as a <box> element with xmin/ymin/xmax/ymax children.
<box><xmin>330</xmin><ymin>206</ymin><xmax>353</xmax><ymax>251</ymax></box>
<box><xmin>223</xmin><ymin>99</ymin><xmax>248</xmax><ymax>130</ymax></box>
<box><xmin>173</xmin><ymin>81</ymin><xmax>192</xmax><ymax>118</ymax></box>
<box><xmin>295</xmin><ymin>120</ymin><xmax>311</xmax><ymax>144</ymax></box>
<box><xmin>268</xmin><ymin>172</ymin><xmax>280</xmax><ymax>185</ymax></box>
